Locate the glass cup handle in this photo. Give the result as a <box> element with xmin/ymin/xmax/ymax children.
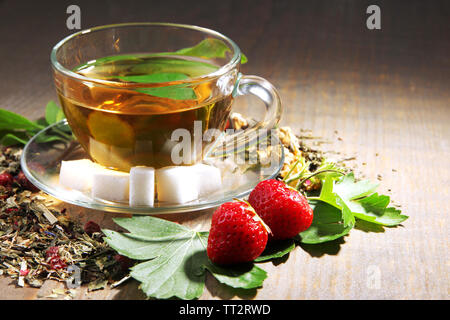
<box><xmin>206</xmin><ymin>74</ymin><xmax>282</xmax><ymax>159</ymax></box>
<box><xmin>234</xmin><ymin>74</ymin><xmax>282</xmax><ymax>130</ymax></box>
<box><xmin>228</xmin><ymin>74</ymin><xmax>282</xmax><ymax>145</ymax></box>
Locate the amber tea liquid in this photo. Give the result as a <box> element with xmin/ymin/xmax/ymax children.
<box><xmin>57</xmin><ymin>55</ymin><xmax>233</xmax><ymax>171</ymax></box>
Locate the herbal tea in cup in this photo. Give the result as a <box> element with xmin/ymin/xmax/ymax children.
<box><xmin>51</xmin><ymin>23</ymin><xmax>281</xmax><ymax>171</ymax></box>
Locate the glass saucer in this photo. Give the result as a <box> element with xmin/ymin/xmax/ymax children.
<box><xmin>21</xmin><ymin>120</ymin><xmax>284</xmax><ymax>215</ymax></box>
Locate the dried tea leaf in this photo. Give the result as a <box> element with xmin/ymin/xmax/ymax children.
<box><xmin>88</xmin><ymin>279</ymin><xmax>108</xmax><ymax>292</ymax></box>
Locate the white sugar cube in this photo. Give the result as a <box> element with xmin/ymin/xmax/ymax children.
<box><xmin>155</xmin><ymin>166</ymin><xmax>199</xmax><ymax>204</ymax></box>
<box><xmin>204</xmin><ymin>157</ymin><xmax>239</xmax><ymax>175</ymax></box>
<box><xmin>91</xmin><ymin>167</ymin><xmax>129</xmax><ymax>202</ymax></box>
<box><xmin>59</xmin><ymin>159</ymin><xmax>99</xmax><ymax>192</ymax></box>
<box><xmin>129</xmin><ymin>167</ymin><xmax>155</xmax><ymax>207</ymax></box>
<box><xmin>191</xmin><ymin>164</ymin><xmax>222</xmax><ymax>197</ymax></box>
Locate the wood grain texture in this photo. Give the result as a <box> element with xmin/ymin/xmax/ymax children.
<box><xmin>0</xmin><ymin>0</ymin><xmax>448</xmax><ymax>300</ymax></box>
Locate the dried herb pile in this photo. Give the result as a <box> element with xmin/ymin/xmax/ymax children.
<box><xmin>0</xmin><ymin>147</ymin><xmax>129</xmax><ymax>290</ymax></box>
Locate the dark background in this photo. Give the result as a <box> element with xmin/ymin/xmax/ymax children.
<box><xmin>0</xmin><ymin>0</ymin><xmax>448</xmax><ymax>119</ymax></box>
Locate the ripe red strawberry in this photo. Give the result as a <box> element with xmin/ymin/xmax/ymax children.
<box><xmin>207</xmin><ymin>201</ymin><xmax>268</xmax><ymax>265</ymax></box>
<box><xmin>248</xmin><ymin>179</ymin><xmax>313</xmax><ymax>240</ymax></box>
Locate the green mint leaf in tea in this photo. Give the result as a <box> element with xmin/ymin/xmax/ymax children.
<box><xmin>135</xmin><ymin>86</ymin><xmax>197</xmax><ymax>100</ymax></box>
<box><xmin>64</xmin><ymin>54</ymin><xmax>232</xmax><ymax>170</ymax></box>
<box><xmin>117</xmin><ymin>72</ymin><xmax>197</xmax><ymax>100</ymax></box>
<box><xmin>173</xmin><ymin>38</ymin><xmax>248</xmax><ymax>64</ymax></box>
<box><xmin>55</xmin><ymin>38</ymin><xmax>250</xmax><ymax>170</ymax></box>
<box><xmin>117</xmin><ymin>72</ymin><xmax>189</xmax><ymax>83</ymax></box>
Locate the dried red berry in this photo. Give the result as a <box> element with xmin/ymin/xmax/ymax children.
<box><xmin>5</xmin><ymin>208</ymin><xmax>19</xmax><ymax>214</ymax></box>
<box><xmin>114</xmin><ymin>254</ymin><xmax>133</xmax><ymax>271</ymax></box>
<box><xmin>49</xmin><ymin>259</ymin><xmax>67</xmax><ymax>270</ymax></box>
<box><xmin>14</xmin><ymin>172</ymin><xmax>39</xmax><ymax>192</ymax></box>
<box><xmin>19</xmin><ymin>269</ymin><xmax>29</xmax><ymax>276</ymax></box>
<box><xmin>84</xmin><ymin>220</ymin><xmax>101</xmax><ymax>235</ymax></box>
<box><xmin>46</xmin><ymin>246</ymin><xmax>60</xmax><ymax>258</ymax></box>
<box><xmin>0</xmin><ymin>172</ymin><xmax>14</xmax><ymax>187</ymax></box>
<box><xmin>46</xmin><ymin>246</ymin><xmax>67</xmax><ymax>270</ymax></box>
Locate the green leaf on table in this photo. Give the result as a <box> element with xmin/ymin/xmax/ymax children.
<box><xmin>345</xmin><ymin>193</ymin><xmax>408</xmax><ymax>226</ymax></box>
<box><xmin>0</xmin><ymin>132</ymin><xmax>29</xmax><ymax>146</ymax></box>
<box><xmin>312</xmin><ymin>173</ymin><xmax>407</xmax><ymax>227</ymax></box>
<box><xmin>0</xmin><ymin>109</ymin><xmax>43</xmax><ymax>131</ymax></box>
<box><xmin>316</xmin><ymin>175</ymin><xmax>340</xmax><ymax>208</ymax></box>
<box><xmin>44</xmin><ymin>101</ymin><xmax>65</xmax><ymax>125</ymax></box>
<box><xmin>314</xmin><ymin>161</ymin><xmax>346</xmax><ymax>180</ymax></box>
<box><xmin>333</xmin><ymin>173</ymin><xmax>408</xmax><ymax>226</ymax></box>
<box><xmin>128</xmin><ymin>234</ymin><xmax>208</xmax><ymax>300</ymax></box>
<box><xmin>254</xmin><ymin>239</ymin><xmax>296</xmax><ymax>262</ymax></box>
<box><xmin>103</xmin><ymin>216</ymin><xmax>267</xmax><ymax>300</ymax></box>
<box><xmin>299</xmin><ymin>200</ymin><xmax>354</xmax><ymax>244</ymax></box>
<box><xmin>205</xmin><ymin>261</ymin><xmax>267</xmax><ymax>289</ymax></box>
<box><xmin>318</xmin><ymin>176</ymin><xmax>355</xmax><ymax>227</ymax></box>
<box><xmin>334</xmin><ymin>172</ymin><xmax>379</xmax><ymax>201</ymax></box>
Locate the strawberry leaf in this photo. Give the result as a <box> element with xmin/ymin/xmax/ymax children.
<box><xmin>333</xmin><ymin>172</ymin><xmax>379</xmax><ymax>201</ymax></box>
<box><xmin>333</xmin><ymin>173</ymin><xmax>408</xmax><ymax>226</ymax></box>
<box><xmin>310</xmin><ymin>173</ymin><xmax>407</xmax><ymax>227</ymax></box>
<box><xmin>299</xmin><ymin>200</ymin><xmax>353</xmax><ymax>244</ymax></box>
<box><xmin>103</xmin><ymin>216</ymin><xmax>267</xmax><ymax>300</ymax></box>
<box><xmin>205</xmin><ymin>261</ymin><xmax>267</xmax><ymax>289</ymax></box>
<box><xmin>349</xmin><ymin>194</ymin><xmax>408</xmax><ymax>226</ymax></box>
<box><xmin>128</xmin><ymin>233</ymin><xmax>208</xmax><ymax>300</ymax></box>
<box><xmin>254</xmin><ymin>239</ymin><xmax>296</xmax><ymax>262</ymax></box>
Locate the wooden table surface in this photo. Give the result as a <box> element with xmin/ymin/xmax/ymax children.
<box><xmin>0</xmin><ymin>0</ymin><xmax>448</xmax><ymax>300</ymax></box>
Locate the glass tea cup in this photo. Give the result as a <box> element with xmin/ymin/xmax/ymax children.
<box><xmin>51</xmin><ymin>23</ymin><xmax>281</xmax><ymax>171</ymax></box>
